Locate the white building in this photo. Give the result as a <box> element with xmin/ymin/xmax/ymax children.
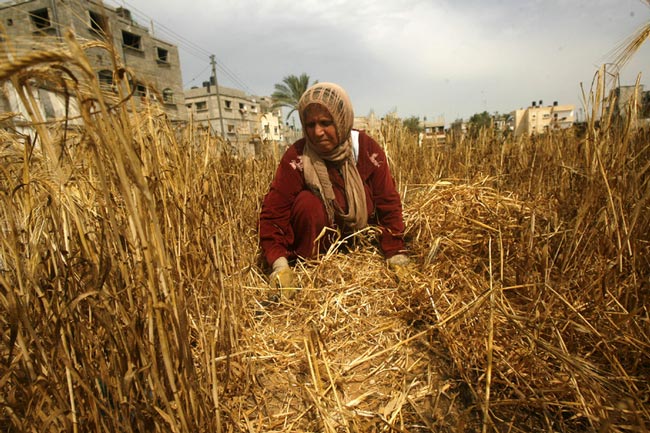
<box><xmin>510</xmin><ymin>101</ymin><xmax>575</xmax><ymax>137</ymax></box>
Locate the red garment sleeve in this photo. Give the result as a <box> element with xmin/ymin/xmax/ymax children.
<box><xmin>358</xmin><ymin>132</ymin><xmax>406</xmax><ymax>258</ymax></box>
<box><xmin>258</xmin><ymin>143</ymin><xmax>305</xmax><ymax>267</ymax></box>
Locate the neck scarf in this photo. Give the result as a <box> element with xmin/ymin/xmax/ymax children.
<box><xmin>298</xmin><ymin>83</ymin><xmax>368</xmax><ymax>231</ymax></box>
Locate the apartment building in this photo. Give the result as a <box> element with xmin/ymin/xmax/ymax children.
<box><xmin>0</xmin><ymin>0</ymin><xmax>187</xmax><ymax>120</ymax></box>
<box><xmin>510</xmin><ymin>100</ymin><xmax>575</xmax><ymax>137</ymax></box>
<box><xmin>419</xmin><ymin>116</ymin><xmax>446</xmax><ymax>145</ymax></box>
<box><xmin>184</xmin><ymin>79</ymin><xmax>286</xmax><ymax>155</ymax></box>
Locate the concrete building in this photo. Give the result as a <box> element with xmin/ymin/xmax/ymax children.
<box><xmin>510</xmin><ymin>100</ymin><xmax>575</xmax><ymax>137</ymax></box>
<box><xmin>419</xmin><ymin>116</ymin><xmax>446</xmax><ymax>145</ymax></box>
<box><xmin>354</xmin><ymin>111</ymin><xmax>381</xmax><ymax>136</ymax></box>
<box><xmin>184</xmin><ymin>80</ymin><xmax>286</xmax><ymax>156</ymax></box>
<box><xmin>0</xmin><ymin>0</ymin><xmax>187</xmax><ymax>120</ymax></box>
<box><xmin>606</xmin><ymin>85</ymin><xmax>650</xmax><ymax>123</ymax></box>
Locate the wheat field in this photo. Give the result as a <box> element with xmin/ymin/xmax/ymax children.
<box><xmin>1</xmin><ymin>32</ymin><xmax>649</xmax><ymax>432</ymax></box>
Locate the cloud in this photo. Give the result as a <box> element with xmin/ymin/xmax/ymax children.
<box><xmin>121</xmin><ymin>0</ymin><xmax>649</xmax><ymax>120</ymax></box>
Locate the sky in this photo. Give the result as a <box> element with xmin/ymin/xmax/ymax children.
<box><xmin>107</xmin><ymin>0</ymin><xmax>649</xmax><ymax>124</ymax></box>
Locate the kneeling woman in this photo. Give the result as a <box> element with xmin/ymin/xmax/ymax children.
<box><xmin>258</xmin><ymin>82</ymin><xmax>410</xmax><ymax>291</ymax></box>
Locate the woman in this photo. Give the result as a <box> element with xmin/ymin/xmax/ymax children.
<box><xmin>259</xmin><ymin>82</ymin><xmax>410</xmax><ymax>292</ymax></box>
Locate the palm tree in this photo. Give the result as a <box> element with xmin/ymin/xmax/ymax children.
<box><xmin>271</xmin><ymin>73</ymin><xmax>317</xmax><ymax>120</ymax></box>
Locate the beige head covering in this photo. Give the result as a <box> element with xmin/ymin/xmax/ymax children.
<box><xmin>298</xmin><ymin>82</ymin><xmax>368</xmax><ymax>231</ymax></box>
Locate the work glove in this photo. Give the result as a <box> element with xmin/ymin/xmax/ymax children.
<box><xmin>269</xmin><ymin>257</ymin><xmax>300</xmax><ymax>300</ymax></box>
<box><xmin>386</xmin><ymin>254</ymin><xmax>412</xmax><ymax>282</ymax></box>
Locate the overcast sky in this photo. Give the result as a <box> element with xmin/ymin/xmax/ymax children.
<box><xmin>109</xmin><ymin>0</ymin><xmax>649</xmax><ymax>123</ymax></box>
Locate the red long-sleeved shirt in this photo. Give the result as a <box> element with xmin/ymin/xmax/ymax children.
<box><xmin>259</xmin><ymin>130</ymin><xmax>405</xmax><ymax>266</ymax></box>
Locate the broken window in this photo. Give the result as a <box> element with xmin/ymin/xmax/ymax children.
<box><xmin>122</xmin><ymin>31</ymin><xmax>142</xmax><ymax>50</ymax></box>
<box><xmin>224</xmin><ymin>100</ymin><xmax>232</xmax><ymax>109</ymax></box>
<box><xmin>88</xmin><ymin>10</ymin><xmax>108</xmax><ymax>35</ymax></box>
<box><xmin>156</xmin><ymin>47</ymin><xmax>169</xmax><ymax>63</ymax></box>
<box><xmin>30</xmin><ymin>8</ymin><xmax>51</xmax><ymax>29</ymax></box>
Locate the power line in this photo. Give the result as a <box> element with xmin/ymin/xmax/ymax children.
<box><xmin>183</xmin><ymin>64</ymin><xmax>211</xmax><ymax>87</ymax></box>
<box><xmin>103</xmin><ymin>0</ymin><xmax>257</xmax><ymax>94</ymax></box>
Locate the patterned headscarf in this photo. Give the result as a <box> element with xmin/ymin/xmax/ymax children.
<box><xmin>298</xmin><ymin>83</ymin><xmax>368</xmax><ymax>231</ymax></box>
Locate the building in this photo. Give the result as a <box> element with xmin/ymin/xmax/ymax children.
<box><xmin>0</xmin><ymin>0</ymin><xmax>187</xmax><ymax>120</ymax></box>
<box><xmin>608</xmin><ymin>85</ymin><xmax>642</xmax><ymax>117</ymax></box>
<box><xmin>606</xmin><ymin>85</ymin><xmax>650</xmax><ymax>125</ymax></box>
<box><xmin>184</xmin><ymin>80</ymin><xmax>285</xmax><ymax>156</ymax></box>
<box><xmin>419</xmin><ymin>116</ymin><xmax>446</xmax><ymax>145</ymax></box>
<box><xmin>353</xmin><ymin>111</ymin><xmax>381</xmax><ymax>136</ymax></box>
<box><xmin>510</xmin><ymin>100</ymin><xmax>575</xmax><ymax>137</ymax></box>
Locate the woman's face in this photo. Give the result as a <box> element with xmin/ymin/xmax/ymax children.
<box><xmin>304</xmin><ymin>104</ymin><xmax>338</xmax><ymax>153</ymax></box>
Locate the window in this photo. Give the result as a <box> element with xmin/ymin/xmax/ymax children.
<box><xmin>250</xmin><ymin>105</ymin><xmax>257</xmax><ymax>113</ymax></box>
<box><xmin>239</xmin><ymin>102</ymin><xmax>245</xmax><ymax>109</ymax></box>
<box><xmin>122</xmin><ymin>31</ymin><xmax>142</xmax><ymax>50</ymax></box>
<box><xmin>6</xmin><ymin>18</ymin><xmax>13</xmax><ymax>26</ymax></box>
<box><xmin>196</xmin><ymin>101</ymin><xmax>207</xmax><ymax>111</ymax></box>
<box><xmin>135</xmin><ymin>83</ymin><xmax>146</xmax><ymax>97</ymax></box>
<box><xmin>30</xmin><ymin>8</ymin><xmax>51</xmax><ymax>29</ymax></box>
<box><xmin>88</xmin><ymin>10</ymin><xmax>108</xmax><ymax>35</ymax></box>
<box><xmin>264</xmin><ymin>125</ymin><xmax>270</xmax><ymax>133</ymax></box>
<box><xmin>98</xmin><ymin>70</ymin><xmax>113</xmax><ymax>90</ymax></box>
<box><xmin>162</xmin><ymin>88</ymin><xmax>174</xmax><ymax>104</ymax></box>
<box><xmin>156</xmin><ymin>47</ymin><xmax>169</xmax><ymax>63</ymax></box>
<box><xmin>227</xmin><ymin>124</ymin><xmax>235</xmax><ymax>133</ymax></box>
<box><xmin>224</xmin><ymin>100</ymin><xmax>232</xmax><ymax>109</ymax></box>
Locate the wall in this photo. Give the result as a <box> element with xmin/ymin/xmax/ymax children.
<box><xmin>0</xmin><ymin>0</ymin><xmax>187</xmax><ymax>120</ymax></box>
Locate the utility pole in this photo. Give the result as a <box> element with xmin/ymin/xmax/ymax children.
<box><xmin>210</xmin><ymin>55</ymin><xmax>226</xmax><ymax>140</ymax></box>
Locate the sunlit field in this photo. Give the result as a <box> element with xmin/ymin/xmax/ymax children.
<box><xmin>1</xmin><ymin>34</ymin><xmax>649</xmax><ymax>433</ymax></box>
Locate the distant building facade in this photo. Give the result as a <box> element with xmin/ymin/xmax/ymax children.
<box><xmin>0</xmin><ymin>0</ymin><xmax>187</xmax><ymax>120</ymax></box>
<box><xmin>184</xmin><ymin>80</ymin><xmax>285</xmax><ymax>155</ymax></box>
<box><xmin>510</xmin><ymin>100</ymin><xmax>575</xmax><ymax>137</ymax></box>
<box><xmin>353</xmin><ymin>111</ymin><xmax>381</xmax><ymax>136</ymax></box>
<box><xmin>606</xmin><ymin>85</ymin><xmax>650</xmax><ymax>127</ymax></box>
<box><xmin>419</xmin><ymin>116</ymin><xmax>446</xmax><ymax>145</ymax></box>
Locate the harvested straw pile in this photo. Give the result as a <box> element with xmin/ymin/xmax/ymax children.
<box><xmin>1</xmin><ymin>32</ymin><xmax>649</xmax><ymax>432</ymax></box>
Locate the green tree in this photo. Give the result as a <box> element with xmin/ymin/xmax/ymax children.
<box><xmin>271</xmin><ymin>73</ymin><xmax>317</xmax><ymax>120</ymax></box>
<box><xmin>402</xmin><ymin>116</ymin><xmax>422</xmax><ymax>134</ymax></box>
<box><xmin>468</xmin><ymin>111</ymin><xmax>492</xmax><ymax>129</ymax></box>
<box><xmin>466</xmin><ymin>111</ymin><xmax>492</xmax><ymax>138</ymax></box>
